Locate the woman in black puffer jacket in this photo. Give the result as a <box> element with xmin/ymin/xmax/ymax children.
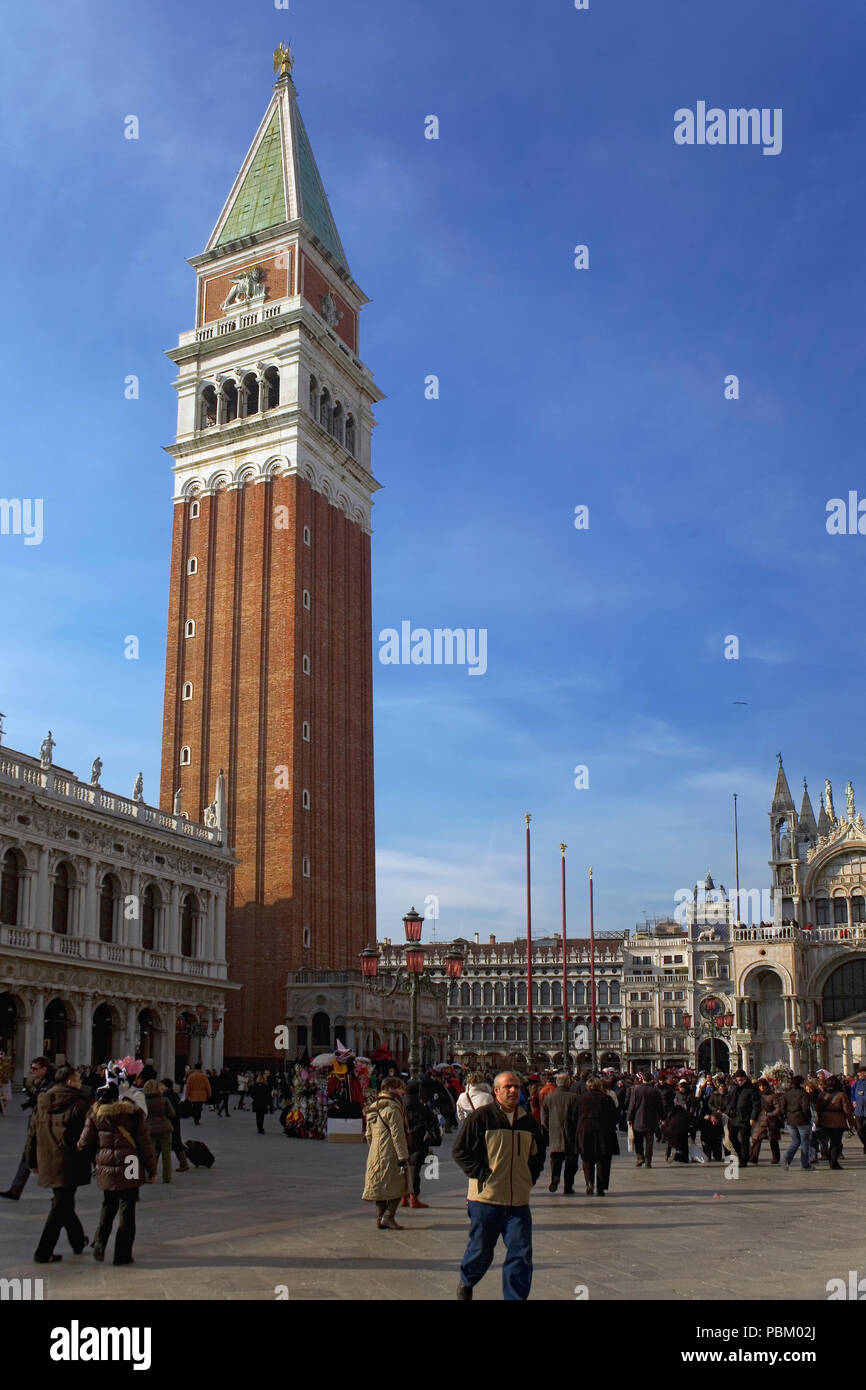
<box><xmin>77</xmin><ymin>1082</ymin><xmax>157</xmax><ymax>1265</ymax></box>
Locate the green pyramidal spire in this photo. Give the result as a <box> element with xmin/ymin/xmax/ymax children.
<box><xmin>208</xmin><ymin>51</ymin><xmax>349</xmax><ymax>272</ymax></box>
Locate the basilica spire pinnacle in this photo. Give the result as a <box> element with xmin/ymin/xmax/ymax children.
<box><xmin>771</xmin><ymin>754</ymin><xmax>795</xmax><ymax>813</ymax></box>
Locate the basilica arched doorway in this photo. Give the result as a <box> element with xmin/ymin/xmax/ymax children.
<box><xmin>698</xmin><ymin>1038</ymin><xmax>730</xmax><ymax>1073</ymax></box>
<box><xmin>742</xmin><ymin>968</ymin><xmax>786</xmax><ymax>1071</ymax></box>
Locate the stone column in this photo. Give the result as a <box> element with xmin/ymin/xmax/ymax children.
<box><xmin>125</xmin><ymin>999</ymin><xmax>139</xmax><ymax>1060</ymax></box>
<box><xmin>167</xmin><ymin>883</ymin><xmax>181</xmax><ymax>964</ymax></box>
<box><xmin>204</xmin><ymin>890</ymin><xmax>216</xmax><ymax>968</ymax></box>
<box><xmin>65</xmin><ymin>997</ymin><xmax>84</xmax><ymax>1068</ymax></box>
<box><xmin>28</xmin><ymin>989</ymin><xmax>46</xmax><ymax>1062</ymax></box>
<box><xmin>34</xmin><ymin>845</ymin><xmax>50</xmax><ymax>931</ymax></box>
<box><xmin>84</xmin><ymin>861</ymin><xmax>98</xmax><ymax>940</ymax></box>
<box><xmin>126</xmin><ymin>871</ymin><xmax>141</xmax><ymax>951</ymax></box>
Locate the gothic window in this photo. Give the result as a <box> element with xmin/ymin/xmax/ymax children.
<box><xmin>551</xmin><ymin>981</ymin><xmax>561</xmax><ymax>1008</ymax></box>
<box><xmin>181</xmin><ymin>893</ymin><xmax>196</xmax><ymax>957</ymax></box>
<box><xmin>460</xmin><ymin>982</ymin><xmax>470</xmax><ymax>1007</ymax></box>
<box><xmin>263</xmin><ymin>367</ymin><xmax>279</xmax><ymax>411</ymax></box>
<box><xmin>198</xmin><ymin>386</ymin><xmax>217</xmax><ymax>430</ymax></box>
<box><xmin>182</xmin><ymin>682</ymin><xmax>193</xmax><ymax>701</ymax></box>
<box><xmin>482</xmin><ymin>1018</ymin><xmax>493</xmax><ymax>1041</ymax></box>
<box><xmin>494</xmin><ymin>1017</ymin><xmax>505</xmax><ymax>1041</ymax></box>
<box><xmin>598</xmin><ymin>1019</ymin><xmax>609</xmax><ymax>1041</ymax></box>
<box><xmin>180</xmin><ymin>747</ymin><xmax>191</xmax><ymax>766</ymax></box>
<box><xmin>99</xmin><ymin>875</ymin><xmax>117</xmax><ymax>943</ymax></box>
<box><xmin>52</xmin><ymin>862</ymin><xmax>71</xmax><ymax>935</ymax></box>
<box><xmin>302</xmin><ymin>789</ymin><xmax>310</xmax><ymax>810</ymax></box>
<box><xmin>494</xmin><ymin>981</ymin><xmax>504</xmax><ymax>1007</ymax></box>
<box><xmin>184</xmin><ymin>620</ymin><xmax>195</xmax><ymax>639</ymax></box>
<box><xmin>642</xmin><ymin>1009</ymin><xmax>650</xmax><ymax>1028</ymax></box>
<box><xmin>853</xmin><ymin>896</ymin><xmax>866</xmax><ymax>923</ymax></box>
<box><xmin>472</xmin><ymin>1020</ymin><xmax>482</xmax><ymax>1042</ymax></box>
<box><xmin>319</xmin><ymin>389</ymin><xmax>332</xmax><ymax>432</ymax></box>
<box><xmin>611</xmin><ymin>1017</ymin><xmax>621</xmax><ymax>1038</ymax></box>
<box><xmin>309</xmin><ymin>376</ymin><xmax>318</xmax><ymax>416</ymax></box>
<box><xmin>540</xmin><ymin>981</ymin><xmax>550</xmax><ymax>1008</ymax></box>
<box><xmin>552</xmin><ymin>1017</ymin><xmax>561</xmax><ymax>1039</ymax></box>
<box><xmin>506</xmin><ymin>1017</ymin><xmax>516</xmax><ymax>1040</ymax></box>
<box><xmin>610</xmin><ymin>981</ymin><xmax>620</xmax><ymax>1006</ymax></box>
<box><xmin>219</xmin><ymin>379</ymin><xmax>238</xmax><ymax>424</ymax></box>
<box><xmin>664</xmin><ymin>1009</ymin><xmax>674</xmax><ymax>1028</ymax></box>
<box><xmin>241</xmin><ymin>372</ymin><xmax>259</xmax><ymax>416</ymax></box>
<box><xmin>483</xmin><ymin>982</ymin><xmax>493</xmax><ymax>1007</ymax></box>
<box><xmin>187</xmin><ymin>557</ymin><xmax>198</xmax><ymax>576</ymax></box>
<box><xmin>597</xmin><ymin>980</ymin><xmax>609</xmax><ymax>1006</ymax></box>
<box><xmin>142</xmin><ymin>883</ymin><xmax>157</xmax><ymax>951</ymax></box>
<box><xmin>834</xmin><ymin>897</ymin><xmax>849</xmax><ymax>925</ymax></box>
<box><xmin>332</xmin><ymin>402</ymin><xmax>344</xmax><ymax>445</ymax></box>
<box><xmin>507</xmin><ymin>980</ymin><xmax>516</xmax><ymax>1007</ymax></box>
<box><xmin>574</xmin><ymin>981</ymin><xmax>586</xmax><ymax>1007</ymax></box>
<box><xmin>631</xmin><ymin>1009</ymin><xmax>640</xmax><ymax>1028</ymax></box>
<box><xmin>461</xmin><ymin>1019</ymin><xmax>470</xmax><ymax>1041</ymax></box>
<box><xmin>517</xmin><ymin>981</ymin><xmax>527</xmax><ymax>1007</ymax></box>
<box><xmin>815</xmin><ymin>898</ymin><xmax>830</xmax><ymax>925</ymax></box>
<box><xmin>189</xmin><ymin>500</ymin><xmax>200</xmax><ymax>519</ymax></box>
<box><xmin>471</xmin><ymin>982</ymin><xmax>481</xmax><ymax>1007</ymax></box>
<box><xmin>517</xmin><ymin>1017</ymin><xmax>527</xmax><ymax>1041</ymax></box>
<box><xmin>449</xmin><ymin>984</ymin><xmax>458</xmax><ymax>1008</ymax></box>
<box><xmin>345</xmin><ymin>415</ymin><xmax>356</xmax><ymax>456</ymax></box>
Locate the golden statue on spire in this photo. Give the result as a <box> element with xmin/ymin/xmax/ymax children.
<box><xmin>273</xmin><ymin>43</ymin><xmax>294</xmax><ymax>78</ymax></box>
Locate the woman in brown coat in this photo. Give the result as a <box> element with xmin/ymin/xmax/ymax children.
<box><xmin>24</xmin><ymin>1064</ymin><xmax>91</xmax><ymax>1262</ymax></box>
<box><xmin>77</xmin><ymin>1081</ymin><xmax>157</xmax><ymax>1265</ymax></box>
<box><xmin>749</xmin><ymin>1080</ymin><xmax>783</xmax><ymax>1164</ymax></box>
<box><xmin>143</xmin><ymin>1080</ymin><xmax>174</xmax><ymax>1183</ymax></box>
<box><xmin>815</xmin><ymin>1076</ymin><xmax>855</xmax><ymax>1170</ymax></box>
<box><xmin>362</xmin><ymin>1076</ymin><xmax>409</xmax><ymax>1229</ymax></box>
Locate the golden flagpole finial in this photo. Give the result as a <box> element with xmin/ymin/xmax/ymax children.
<box><xmin>273</xmin><ymin>43</ymin><xmax>294</xmax><ymax>78</ymax></box>
<box><xmin>560</xmin><ymin>842</ymin><xmax>567</xmax><ymax>854</ymax></box>
<box><xmin>525</xmin><ymin>812</ymin><xmax>532</xmax><ymax>826</ymax></box>
<box><xmin>589</xmin><ymin>865</ymin><xmax>593</xmax><ymax>877</ymax></box>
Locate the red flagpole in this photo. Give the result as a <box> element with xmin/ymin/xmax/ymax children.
<box><xmin>560</xmin><ymin>843</ymin><xmax>569</xmax><ymax>1071</ymax></box>
<box><xmin>525</xmin><ymin>814</ymin><xmax>534</xmax><ymax>1067</ymax></box>
<box><xmin>589</xmin><ymin>865</ymin><xmax>597</xmax><ymax>1072</ymax></box>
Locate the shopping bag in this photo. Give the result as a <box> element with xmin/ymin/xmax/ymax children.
<box><xmin>626</xmin><ymin>1122</ymin><xmax>634</xmax><ymax>1153</ymax></box>
<box><xmin>688</xmin><ymin>1139</ymin><xmax>707</xmax><ymax>1163</ymax></box>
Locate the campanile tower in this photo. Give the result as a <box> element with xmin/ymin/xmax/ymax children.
<box><xmin>160</xmin><ymin>47</ymin><xmax>381</xmax><ymax>1062</ymax></box>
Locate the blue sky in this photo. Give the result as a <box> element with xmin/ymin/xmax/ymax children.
<box><xmin>1</xmin><ymin>0</ymin><xmax>865</xmax><ymax>942</ymax></box>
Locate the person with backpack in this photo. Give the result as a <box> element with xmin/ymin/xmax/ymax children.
<box><xmin>77</xmin><ymin>1080</ymin><xmax>157</xmax><ymax>1265</ymax></box>
<box><xmin>402</xmin><ymin>1080</ymin><xmax>440</xmax><ymax>1208</ymax></box>
<box><xmin>24</xmin><ymin>1064</ymin><xmax>91</xmax><ymax>1262</ymax></box>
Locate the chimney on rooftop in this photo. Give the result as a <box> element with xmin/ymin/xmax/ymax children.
<box><xmin>489</xmin><ymin>934</ymin><xmax>496</xmax><ymax>945</ymax></box>
<box><xmin>474</xmin><ymin>932</ymin><xmax>479</xmax><ymax>944</ymax></box>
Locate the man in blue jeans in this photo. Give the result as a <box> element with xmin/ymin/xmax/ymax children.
<box><xmin>780</xmin><ymin>1076</ymin><xmax>815</xmax><ymax>1171</ymax></box>
<box><xmin>452</xmin><ymin>1071</ymin><xmax>545</xmax><ymax>1301</ymax></box>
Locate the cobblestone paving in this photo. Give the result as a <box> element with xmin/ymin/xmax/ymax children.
<box><xmin>0</xmin><ymin>1105</ymin><xmax>861</xmax><ymax>1300</ymax></box>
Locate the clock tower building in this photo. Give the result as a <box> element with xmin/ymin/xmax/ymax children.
<box><xmin>159</xmin><ymin>50</ymin><xmax>381</xmax><ymax>1062</ymax></box>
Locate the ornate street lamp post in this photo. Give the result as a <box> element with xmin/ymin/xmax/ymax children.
<box><xmin>360</xmin><ymin>907</ymin><xmax>465</xmax><ymax>1080</ymax></box>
